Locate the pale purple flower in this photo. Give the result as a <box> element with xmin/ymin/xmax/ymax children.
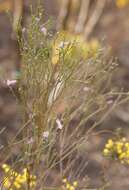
<box><xmin>27</xmin><ymin>137</ymin><xmax>34</xmax><ymax>144</ymax></box>
<box><xmin>7</xmin><ymin>79</ymin><xmax>17</xmax><ymax>86</ymax></box>
<box><xmin>43</xmin><ymin>131</ymin><xmax>49</xmax><ymax>138</ymax></box>
<box><xmin>107</xmin><ymin>100</ymin><xmax>113</xmax><ymax>105</ymax></box>
<box><xmin>59</xmin><ymin>41</ymin><xmax>69</xmax><ymax>48</ymax></box>
<box><xmin>59</xmin><ymin>41</ymin><xmax>64</xmax><ymax>48</ymax></box>
<box><xmin>41</xmin><ymin>27</ymin><xmax>47</xmax><ymax>35</ymax></box>
<box><xmin>83</xmin><ymin>86</ymin><xmax>90</xmax><ymax>92</ymax></box>
<box><xmin>22</xmin><ymin>27</ymin><xmax>26</xmax><ymax>33</ymax></box>
<box><xmin>56</xmin><ymin>119</ymin><xmax>63</xmax><ymax>130</ymax></box>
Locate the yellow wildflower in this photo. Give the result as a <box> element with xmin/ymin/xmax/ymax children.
<box><xmin>2</xmin><ymin>164</ymin><xmax>37</xmax><ymax>189</ymax></box>
<box><xmin>62</xmin><ymin>178</ymin><xmax>78</xmax><ymax>190</ymax></box>
<box><xmin>73</xmin><ymin>181</ymin><xmax>78</xmax><ymax>187</ymax></box>
<box><xmin>63</xmin><ymin>178</ymin><xmax>67</xmax><ymax>183</ymax></box>
<box><xmin>116</xmin><ymin>0</ymin><xmax>129</xmax><ymax>8</ymax></box>
<box><xmin>52</xmin><ymin>31</ymin><xmax>100</xmax><ymax>65</ymax></box>
<box><xmin>103</xmin><ymin>137</ymin><xmax>129</xmax><ymax>164</ymax></box>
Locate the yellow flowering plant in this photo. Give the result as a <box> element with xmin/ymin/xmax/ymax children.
<box><xmin>116</xmin><ymin>0</ymin><xmax>129</xmax><ymax>8</ymax></box>
<box><xmin>52</xmin><ymin>31</ymin><xmax>100</xmax><ymax>65</ymax></box>
<box><xmin>2</xmin><ymin>164</ymin><xmax>36</xmax><ymax>190</ymax></box>
<box><xmin>103</xmin><ymin>137</ymin><xmax>129</xmax><ymax>164</ymax></box>
<box><xmin>62</xmin><ymin>178</ymin><xmax>78</xmax><ymax>190</ymax></box>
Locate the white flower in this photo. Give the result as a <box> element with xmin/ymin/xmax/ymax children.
<box><xmin>41</xmin><ymin>27</ymin><xmax>47</xmax><ymax>35</ymax></box>
<box><xmin>43</xmin><ymin>131</ymin><xmax>49</xmax><ymax>138</ymax></box>
<box><xmin>59</xmin><ymin>41</ymin><xmax>69</xmax><ymax>48</ymax></box>
<box><xmin>83</xmin><ymin>86</ymin><xmax>90</xmax><ymax>92</ymax></box>
<box><xmin>22</xmin><ymin>27</ymin><xmax>26</xmax><ymax>33</ymax></box>
<box><xmin>27</xmin><ymin>138</ymin><xmax>34</xmax><ymax>144</ymax></box>
<box><xmin>107</xmin><ymin>100</ymin><xmax>113</xmax><ymax>104</ymax></box>
<box><xmin>7</xmin><ymin>79</ymin><xmax>17</xmax><ymax>86</ymax></box>
<box><xmin>59</xmin><ymin>41</ymin><xmax>64</xmax><ymax>48</ymax></box>
<box><xmin>56</xmin><ymin>119</ymin><xmax>63</xmax><ymax>130</ymax></box>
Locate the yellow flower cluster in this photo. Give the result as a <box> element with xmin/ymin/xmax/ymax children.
<box><xmin>103</xmin><ymin>138</ymin><xmax>129</xmax><ymax>164</ymax></box>
<box><xmin>52</xmin><ymin>31</ymin><xmax>100</xmax><ymax>65</ymax></box>
<box><xmin>116</xmin><ymin>0</ymin><xmax>129</xmax><ymax>8</ymax></box>
<box><xmin>62</xmin><ymin>178</ymin><xmax>78</xmax><ymax>190</ymax></box>
<box><xmin>2</xmin><ymin>164</ymin><xmax>36</xmax><ymax>189</ymax></box>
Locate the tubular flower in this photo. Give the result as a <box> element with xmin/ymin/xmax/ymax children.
<box><xmin>103</xmin><ymin>138</ymin><xmax>129</xmax><ymax>164</ymax></box>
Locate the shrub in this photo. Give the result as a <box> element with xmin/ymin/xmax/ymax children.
<box><xmin>1</xmin><ymin>7</ymin><xmax>129</xmax><ymax>190</ymax></box>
